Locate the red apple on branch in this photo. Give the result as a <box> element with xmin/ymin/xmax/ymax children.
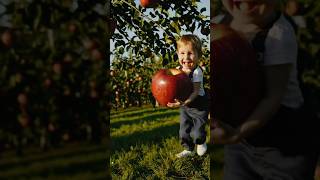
<box><xmin>83</xmin><ymin>39</ymin><xmax>99</xmax><ymax>50</ymax></box>
<box><xmin>17</xmin><ymin>93</ymin><xmax>28</xmax><ymax>106</ymax></box>
<box><xmin>44</xmin><ymin>78</ymin><xmax>52</xmax><ymax>88</ymax></box>
<box><xmin>68</xmin><ymin>23</ymin><xmax>77</xmax><ymax>33</ymax></box>
<box><xmin>108</xmin><ymin>18</ymin><xmax>117</xmax><ymax>37</ymax></box>
<box><xmin>1</xmin><ymin>30</ymin><xmax>13</xmax><ymax>47</ymax></box>
<box><xmin>18</xmin><ymin>114</ymin><xmax>29</xmax><ymax>128</ymax></box>
<box><xmin>91</xmin><ymin>49</ymin><xmax>103</xmax><ymax>61</ymax></box>
<box><xmin>140</xmin><ymin>0</ymin><xmax>159</xmax><ymax>8</ymax></box>
<box><xmin>53</xmin><ymin>63</ymin><xmax>62</xmax><ymax>74</ymax></box>
<box><xmin>151</xmin><ymin>68</ymin><xmax>193</xmax><ymax>106</ymax></box>
<box><xmin>210</xmin><ymin>23</ymin><xmax>264</xmax><ymax>127</ymax></box>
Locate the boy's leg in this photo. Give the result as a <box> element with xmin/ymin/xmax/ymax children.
<box><xmin>258</xmin><ymin>147</ymin><xmax>318</xmax><ymax>180</ymax></box>
<box><xmin>224</xmin><ymin>142</ymin><xmax>319</xmax><ymax>180</ymax></box>
<box><xmin>189</xmin><ymin>108</ymin><xmax>208</xmax><ymax>145</ymax></box>
<box><xmin>179</xmin><ymin>106</ymin><xmax>194</xmax><ymax>151</ymax></box>
<box><xmin>224</xmin><ymin>143</ymin><xmax>262</xmax><ymax>180</ymax></box>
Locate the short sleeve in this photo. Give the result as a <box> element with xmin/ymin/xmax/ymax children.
<box><xmin>192</xmin><ymin>67</ymin><xmax>203</xmax><ymax>83</ymax></box>
<box><xmin>211</xmin><ymin>14</ymin><xmax>225</xmax><ymax>24</ymax></box>
<box><xmin>263</xmin><ymin>15</ymin><xmax>298</xmax><ymax>66</ymax></box>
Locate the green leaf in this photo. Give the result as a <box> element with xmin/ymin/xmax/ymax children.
<box><xmin>170</xmin><ymin>21</ymin><xmax>180</xmax><ymax>34</ymax></box>
<box><xmin>200</xmin><ymin>7</ymin><xmax>206</xmax><ymax>13</ymax></box>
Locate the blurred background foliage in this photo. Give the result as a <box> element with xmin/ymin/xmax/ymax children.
<box><xmin>0</xmin><ymin>0</ymin><xmax>109</xmax><ymax>156</ymax></box>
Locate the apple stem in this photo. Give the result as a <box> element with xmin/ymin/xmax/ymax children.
<box><xmin>113</xmin><ymin>0</ymin><xmax>171</xmax><ymax>37</ymax></box>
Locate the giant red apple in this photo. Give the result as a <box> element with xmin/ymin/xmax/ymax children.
<box><xmin>140</xmin><ymin>0</ymin><xmax>158</xmax><ymax>8</ymax></box>
<box><xmin>210</xmin><ymin>23</ymin><xmax>264</xmax><ymax>127</ymax></box>
<box><xmin>151</xmin><ymin>68</ymin><xmax>193</xmax><ymax>106</ymax></box>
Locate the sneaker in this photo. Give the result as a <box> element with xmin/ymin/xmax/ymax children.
<box><xmin>197</xmin><ymin>143</ymin><xmax>207</xmax><ymax>156</ymax></box>
<box><xmin>176</xmin><ymin>150</ymin><xmax>194</xmax><ymax>158</ymax></box>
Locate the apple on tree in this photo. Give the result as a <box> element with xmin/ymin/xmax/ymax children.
<box><xmin>1</xmin><ymin>30</ymin><xmax>13</xmax><ymax>48</ymax></box>
<box><xmin>151</xmin><ymin>68</ymin><xmax>193</xmax><ymax>106</ymax></box>
<box><xmin>44</xmin><ymin>78</ymin><xmax>52</xmax><ymax>88</ymax></box>
<box><xmin>108</xmin><ymin>18</ymin><xmax>117</xmax><ymax>37</ymax></box>
<box><xmin>17</xmin><ymin>93</ymin><xmax>28</xmax><ymax>106</ymax></box>
<box><xmin>18</xmin><ymin>114</ymin><xmax>29</xmax><ymax>128</ymax></box>
<box><xmin>140</xmin><ymin>0</ymin><xmax>159</xmax><ymax>8</ymax></box>
<box><xmin>68</xmin><ymin>23</ymin><xmax>77</xmax><ymax>33</ymax></box>
<box><xmin>53</xmin><ymin>63</ymin><xmax>62</xmax><ymax>74</ymax></box>
<box><xmin>82</xmin><ymin>38</ymin><xmax>99</xmax><ymax>50</ymax></box>
<box><xmin>91</xmin><ymin>49</ymin><xmax>104</xmax><ymax>61</ymax></box>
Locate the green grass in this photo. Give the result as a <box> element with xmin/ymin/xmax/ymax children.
<box><xmin>0</xmin><ymin>142</ymin><xmax>109</xmax><ymax>180</ymax></box>
<box><xmin>0</xmin><ymin>106</ymin><xmax>225</xmax><ymax>179</ymax></box>
<box><xmin>111</xmin><ymin>106</ymin><xmax>211</xmax><ymax>179</ymax></box>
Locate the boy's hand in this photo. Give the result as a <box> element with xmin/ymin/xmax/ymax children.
<box><xmin>167</xmin><ymin>99</ymin><xmax>183</xmax><ymax>108</ymax></box>
<box><xmin>210</xmin><ymin>120</ymin><xmax>242</xmax><ymax>144</ymax></box>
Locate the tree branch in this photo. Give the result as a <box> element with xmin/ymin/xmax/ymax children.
<box><xmin>112</xmin><ymin>0</ymin><xmax>172</xmax><ymax>37</ymax></box>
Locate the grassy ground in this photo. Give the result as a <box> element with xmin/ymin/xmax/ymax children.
<box><xmin>111</xmin><ymin>105</ymin><xmax>212</xmax><ymax>179</ymax></box>
<box><xmin>0</xmin><ymin>141</ymin><xmax>108</xmax><ymax>180</ymax></box>
<box><xmin>0</xmin><ymin>106</ymin><xmax>227</xmax><ymax>179</ymax></box>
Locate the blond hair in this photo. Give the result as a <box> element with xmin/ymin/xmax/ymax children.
<box><xmin>176</xmin><ymin>34</ymin><xmax>202</xmax><ymax>57</ymax></box>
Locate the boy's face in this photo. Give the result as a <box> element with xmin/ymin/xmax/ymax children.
<box><xmin>222</xmin><ymin>0</ymin><xmax>278</xmax><ymax>24</ymax></box>
<box><xmin>177</xmin><ymin>42</ymin><xmax>199</xmax><ymax>71</ymax></box>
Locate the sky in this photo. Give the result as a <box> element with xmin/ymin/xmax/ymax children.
<box><xmin>110</xmin><ymin>0</ymin><xmax>210</xmax><ymax>62</ymax></box>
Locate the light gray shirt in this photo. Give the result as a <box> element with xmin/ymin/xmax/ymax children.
<box><xmin>263</xmin><ymin>14</ymin><xmax>304</xmax><ymax>108</ymax></box>
<box><xmin>211</xmin><ymin>14</ymin><xmax>304</xmax><ymax>108</ymax></box>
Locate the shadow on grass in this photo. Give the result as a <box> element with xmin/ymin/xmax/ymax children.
<box><xmin>209</xmin><ymin>144</ymin><xmax>224</xmax><ymax>180</ymax></box>
<box><xmin>211</xmin><ymin>157</ymin><xmax>224</xmax><ymax>173</ymax></box>
<box><xmin>111</xmin><ymin>106</ymin><xmax>159</xmax><ymax>116</ymax></box>
<box><xmin>111</xmin><ymin>122</ymin><xmax>180</xmax><ymax>152</ymax></box>
<box><xmin>0</xmin><ymin>143</ymin><xmax>107</xmax><ymax>172</ymax></box>
<box><xmin>111</xmin><ymin>107</ymin><xmax>170</xmax><ymax>120</ymax></box>
<box><xmin>111</xmin><ymin>106</ymin><xmax>147</xmax><ymax>115</ymax></box>
<box><xmin>111</xmin><ymin>111</ymin><xmax>179</xmax><ymax>129</ymax></box>
<box><xmin>0</xmin><ymin>155</ymin><xmax>107</xmax><ymax>179</ymax></box>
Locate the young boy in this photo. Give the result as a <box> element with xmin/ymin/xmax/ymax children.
<box><xmin>167</xmin><ymin>34</ymin><xmax>209</xmax><ymax>158</ymax></box>
<box><xmin>211</xmin><ymin>0</ymin><xmax>319</xmax><ymax>179</ymax></box>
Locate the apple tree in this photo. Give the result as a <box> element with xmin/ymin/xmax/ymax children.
<box><xmin>0</xmin><ymin>0</ymin><xmax>108</xmax><ymax>154</ymax></box>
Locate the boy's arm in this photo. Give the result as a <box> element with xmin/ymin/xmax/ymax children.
<box><xmin>183</xmin><ymin>82</ymin><xmax>200</xmax><ymax>106</ymax></box>
<box><xmin>237</xmin><ymin>64</ymin><xmax>292</xmax><ymax>139</ymax></box>
<box><xmin>212</xmin><ymin>64</ymin><xmax>292</xmax><ymax>144</ymax></box>
<box><xmin>167</xmin><ymin>82</ymin><xmax>200</xmax><ymax>108</ymax></box>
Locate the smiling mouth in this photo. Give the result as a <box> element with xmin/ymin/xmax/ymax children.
<box><xmin>233</xmin><ymin>0</ymin><xmax>259</xmax><ymax>12</ymax></box>
<box><xmin>182</xmin><ymin>61</ymin><xmax>193</xmax><ymax>66</ymax></box>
